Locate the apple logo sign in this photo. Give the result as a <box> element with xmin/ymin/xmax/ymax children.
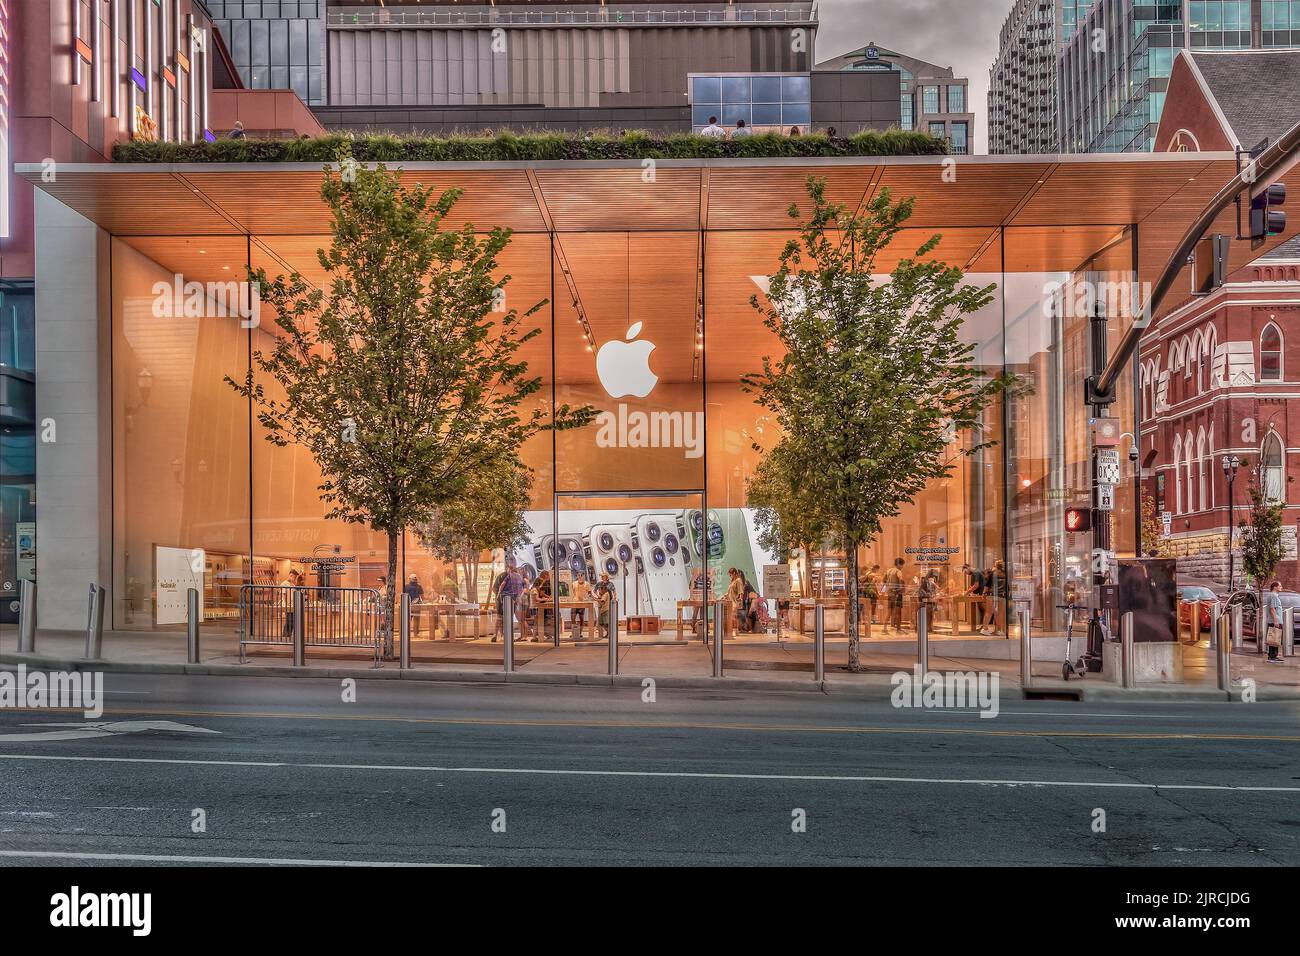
<box><xmin>595</xmin><ymin>321</ymin><xmax>657</xmax><ymax>399</ymax></box>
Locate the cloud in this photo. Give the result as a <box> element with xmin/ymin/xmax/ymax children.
<box><xmin>818</xmin><ymin>0</ymin><xmax>1009</xmax><ymax>154</ymax></box>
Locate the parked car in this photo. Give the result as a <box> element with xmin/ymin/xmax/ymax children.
<box><xmin>1176</xmin><ymin>584</ymin><xmax>1221</xmax><ymax>632</ymax></box>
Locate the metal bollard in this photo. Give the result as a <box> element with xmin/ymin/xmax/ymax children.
<box><xmin>400</xmin><ymin>592</ymin><xmax>411</xmax><ymax>669</ymax></box>
<box><xmin>1216</xmin><ymin>613</ymin><xmax>1232</xmax><ymax>692</ymax></box>
<box><xmin>186</xmin><ymin>587</ymin><xmax>201</xmax><ymax>664</ymax></box>
<box><xmin>1208</xmin><ymin>602</ymin><xmax>1222</xmax><ymax>651</ymax></box>
<box><xmin>84</xmin><ymin>584</ymin><xmax>106</xmax><ymax>660</ymax></box>
<box><xmin>1286</xmin><ymin>606</ymin><xmax>1296</xmax><ymax>659</ymax></box>
<box><xmin>1189</xmin><ymin>600</ymin><xmax>1201</xmax><ymax>643</ymax></box>
<box><xmin>502</xmin><ymin>594</ymin><xmax>514</xmax><ymax>673</ymax></box>
<box><xmin>17</xmin><ymin>578</ymin><xmax>36</xmax><ymax>653</ymax></box>
<box><xmin>813</xmin><ymin>604</ymin><xmax>825</xmax><ymax>683</ymax></box>
<box><xmin>608</xmin><ymin>598</ymin><xmax>619</xmax><ymax>676</ymax></box>
<box><xmin>1231</xmin><ymin>605</ymin><xmax>1244</xmax><ymax>650</ymax></box>
<box><xmin>292</xmin><ymin>588</ymin><xmax>305</xmax><ymax>667</ymax></box>
<box><xmin>1018</xmin><ymin>607</ymin><xmax>1032</xmax><ymax>689</ymax></box>
<box><xmin>712</xmin><ymin>600</ymin><xmax>724</xmax><ymax>678</ymax></box>
<box><xmin>1120</xmin><ymin>611</ymin><xmax>1135</xmax><ymax>689</ymax></box>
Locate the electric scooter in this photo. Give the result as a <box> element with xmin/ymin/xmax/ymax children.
<box><xmin>1057</xmin><ymin>602</ymin><xmax>1090</xmax><ymax>680</ymax></box>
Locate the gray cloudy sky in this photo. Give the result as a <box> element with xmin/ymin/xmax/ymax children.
<box><xmin>817</xmin><ymin>0</ymin><xmax>1011</xmax><ymax>153</ymax></box>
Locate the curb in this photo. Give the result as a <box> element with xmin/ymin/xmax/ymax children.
<box><xmin>0</xmin><ymin>651</ymin><xmax>1291</xmax><ymax>702</ymax></box>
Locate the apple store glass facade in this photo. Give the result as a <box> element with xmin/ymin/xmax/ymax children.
<box><xmin>108</xmin><ymin>206</ymin><xmax>1139</xmax><ymax>644</ymax></box>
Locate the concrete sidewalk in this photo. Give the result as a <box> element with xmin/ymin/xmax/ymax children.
<box><xmin>2</xmin><ymin>624</ymin><xmax>1296</xmax><ymax>701</ymax></box>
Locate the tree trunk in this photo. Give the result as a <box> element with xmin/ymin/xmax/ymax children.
<box><xmin>846</xmin><ymin>537</ymin><xmax>862</xmax><ymax>672</ymax></box>
<box><xmin>383</xmin><ymin>530</ymin><xmax>398</xmax><ymax>659</ymax></box>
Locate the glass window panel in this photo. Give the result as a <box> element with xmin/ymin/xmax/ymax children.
<box><xmin>693</xmin><ymin>105</ymin><xmax>720</xmax><ymax>126</ymax></box>
<box><xmin>947</xmin><ymin>85</ymin><xmax>965</xmax><ymax>113</ymax></box>
<box><xmin>781</xmin><ymin>102</ymin><xmax>810</xmax><ymax>125</ymax></box>
<box><xmin>752</xmin><ymin>76</ymin><xmax>782</xmax><ymax>103</ymax></box>
<box><xmin>290</xmin><ymin>19</ymin><xmax>307</xmax><ymax>65</ymax></box>
<box><xmin>752</xmin><ymin>103</ymin><xmax>782</xmax><ymax>125</ymax></box>
<box><xmin>250</xmin><ymin>19</ymin><xmax>269</xmax><ymax>67</ymax></box>
<box><xmin>270</xmin><ymin>19</ymin><xmax>289</xmax><ymax>67</ymax></box>
<box><xmin>722</xmin><ymin>76</ymin><xmax>752</xmax><ymax>103</ymax></box>
<box><xmin>780</xmin><ymin>74</ymin><xmax>809</xmax><ymax>102</ymax></box>
<box><xmin>691</xmin><ymin>76</ymin><xmax>720</xmax><ymax>104</ymax></box>
<box><xmin>721</xmin><ymin>103</ymin><xmax>751</xmax><ymax>126</ymax></box>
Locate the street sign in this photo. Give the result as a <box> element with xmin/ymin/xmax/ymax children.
<box><xmin>762</xmin><ymin>564</ymin><xmax>792</xmax><ymax>600</ymax></box>
<box><xmin>1095</xmin><ymin>448</ymin><xmax>1121</xmax><ymax>485</ymax></box>
<box><xmin>1090</xmin><ymin>416</ymin><xmax>1123</xmax><ymax>447</ymax></box>
<box><xmin>1161</xmin><ymin>510</ymin><xmax>1172</xmax><ymax>536</ymax></box>
<box><xmin>1095</xmin><ymin>484</ymin><xmax>1115</xmax><ymax>512</ymax></box>
<box><xmin>1012</xmin><ymin>578</ymin><xmax>1034</xmax><ymax>607</ymax></box>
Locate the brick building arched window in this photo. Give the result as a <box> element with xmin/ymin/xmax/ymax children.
<box><xmin>1261</xmin><ymin>323</ymin><xmax>1283</xmax><ymax>381</ymax></box>
<box><xmin>1263</xmin><ymin>433</ymin><xmax>1285</xmax><ymax>504</ymax></box>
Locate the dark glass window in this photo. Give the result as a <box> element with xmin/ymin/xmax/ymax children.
<box><xmin>1261</xmin><ymin>325</ymin><xmax>1283</xmax><ymax>380</ymax></box>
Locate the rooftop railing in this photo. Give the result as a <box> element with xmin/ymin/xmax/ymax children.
<box><xmin>328</xmin><ymin>7</ymin><xmax>815</xmax><ymax>27</ymax></box>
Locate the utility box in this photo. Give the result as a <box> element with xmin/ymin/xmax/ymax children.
<box><xmin>1116</xmin><ymin>558</ymin><xmax>1177</xmax><ymax>643</ymax></box>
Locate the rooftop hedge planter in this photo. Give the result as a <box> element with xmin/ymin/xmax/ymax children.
<box><xmin>112</xmin><ymin>129</ymin><xmax>949</xmax><ymax>164</ymax></box>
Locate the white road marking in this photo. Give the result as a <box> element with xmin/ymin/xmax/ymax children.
<box><xmin>0</xmin><ymin>720</ymin><xmax>221</xmax><ymax>743</ymax></box>
<box><xmin>937</xmin><ymin>710</ymin><xmax>1205</xmax><ymax>720</ymax></box>
<box><xmin>0</xmin><ymin>751</ymin><xmax>1293</xmax><ymax>793</ymax></box>
<box><xmin>0</xmin><ymin>849</ymin><xmax>473</xmax><ymax>867</ymax></box>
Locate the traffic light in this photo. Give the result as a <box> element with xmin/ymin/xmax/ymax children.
<box><xmin>1250</xmin><ymin>183</ymin><xmax>1287</xmax><ymax>240</ymax></box>
<box><xmin>1064</xmin><ymin>507</ymin><xmax>1091</xmax><ymax>534</ymax></box>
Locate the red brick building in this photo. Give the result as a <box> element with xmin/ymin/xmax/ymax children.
<box><xmin>1144</xmin><ymin>50</ymin><xmax>1300</xmax><ymax>589</ymax></box>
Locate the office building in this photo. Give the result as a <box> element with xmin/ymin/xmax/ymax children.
<box><xmin>816</xmin><ymin>43</ymin><xmax>973</xmax><ymax>153</ymax></box>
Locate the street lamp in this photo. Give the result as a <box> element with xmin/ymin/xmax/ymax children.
<box><xmin>1222</xmin><ymin>455</ymin><xmax>1240</xmax><ymax>590</ymax></box>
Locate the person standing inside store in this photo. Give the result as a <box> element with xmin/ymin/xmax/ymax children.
<box><xmin>862</xmin><ymin>564</ymin><xmax>881</xmax><ymax>627</ymax></box>
<box><xmin>533</xmin><ymin>570</ymin><xmax>554</xmax><ymax>641</ymax></box>
<box><xmin>571</xmin><ymin>574</ymin><xmax>594</xmax><ymax>640</ymax></box>
<box><xmin>961</xmin><ymin>563</ymin><xmax>987</xmax><ymax>632</ymax></box>
<box><xmin>492</xmin><ymin>559</ymin><xmax>524</xmax><ymax>643</ymax></box>
<box><xmin>885</xmin><ymin>558</ymin><xmax>906</xmax><ymax>631</ymax></box>
<box><xmin>595</xmin><ymin>572</ymin><xmax>615</xmax><ymax>639</ymax></box>
<box><xmin>726</xmin><ymin>568</ymin><xmax>746</xmax><ymax>632</ymax></box>
<box><xmin>404</xmin><ymin>574</ymin><xmax>425</xmax><ymax>638</ymax></box>
<box><xmin>983</xmin><ymin>560</ymin><xmax>1007</xmax><ymax>635</ymax></box>
<box><xmin>1264</xmin><ymin>580</ymin><xmax>1285</xmax><ymax>663</ymax></box>
<box><xmin>278</xmin><ymin>569</ymin><xmax>300</xmax><ymax>637</ymax></box>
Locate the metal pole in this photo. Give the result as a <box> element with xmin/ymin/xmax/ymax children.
<box><xmin>84</xmin><ymin>584</ymin><xmax>105</xmax><ymax>660</ymax></box>
<box><xmin>608</xmin><ymin>598</ymin><xmax>619</xmax><ymax>676</ymax></box>
<box><xmin>1190</xmin><ymin>600</ymin><xmax>1201</xmax><ymax>644</ymax></box>
<box><xmin>712</xmin><ymin>600</ymin><xmax>724</xmax><ymax>678</ymax></box>
<box><xmin>186</xmin><ymin>587</ymin><xmax>201</xmax><ymax>664</ymax></box>
<box><xmin>292</xmin><ymin>588</ymin><xmax>305</xmax><ymax>667</ymax></box>
<box><xmin>813</xmin><ymin>603</ymin><xmax>825</xmax><ymax>683</ymax></box>
<box><xmin>1208</xmin><ymin>602</ymin><xmax>1222</xmax><ymax>651</ymax></box>
<box><xmin>1231</xmin><ymin>604</ymin><xmax>1244</xmax><ymax>650</ymax></box>
<box><xmin>1285</xmin><ymin>606</ymin><xmax>1295</xmax><ymax>659</ymax></box>
<box><xmin>400</xmin><ymin>592</ymin><xmax>411</xmax><ymax>669</ymax></box>
<box><xmin>17</xmin><ymin>579</ymin><xmax>36</xmax><ymax>653</ymax></box>
<box><xmin>1018</xmin><ymin>606</ymin><xmax>1032</xmax><ymax>689</ymax></box>
<box><xmin>502</xmin><ymin>594</ymin><xmax>514</xmax><ymax>673</ymax></box>
<box><xmin>917</xmin><ymin>603</ymin><xmax>929</xmax><ymax>674</ymax></box>
<box><xmin>1120</xmin><ymin>610</ymin><xmax>1135</xmax><ymax>689</ymax></box>
<box><xmin>1216</xmin><ymin>613</ymin><xmax>1232</xmax><ymax>692</ymax></box>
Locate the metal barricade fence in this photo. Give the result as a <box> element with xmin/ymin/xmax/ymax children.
<box><xmin>238</xmin><ymin>585</ymin><xmax>383</xmax><ymax>665</ymax></box>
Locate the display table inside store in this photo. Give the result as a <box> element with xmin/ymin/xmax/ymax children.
<box><xmin>558</xmin><ymin>600</ymin><xmax>598</xmax><ymax>641</ymax></box>
<box><xmin>796</xmin><ymin>601</ymin><xmax>847</xmax><ymax>635</ymax></box>
<box><xmin>676</xmin><ymin>599</ymin><xmax>725</xmax><ymax>641</ymax></box>
<box><xmin>412</xmin><ymin>602</ymin><xmax>489</xmax><ymax>639</ymax></box>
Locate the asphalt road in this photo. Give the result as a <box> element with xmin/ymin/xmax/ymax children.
<box><xmin>0</xmin><ymin>672</ymin><xmax>1297</xmax><ymax>866</ymax></box>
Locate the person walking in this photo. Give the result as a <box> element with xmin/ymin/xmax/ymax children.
<box><xmin>885</xmin><ymin>558</ymin><xmax>906</xmax><ymax>631</ymax></box>
<box><xmin>1264</xmin><ymin>580</ymin><xmax>1286</xmax><ymax>663</ymax></box>
<box><xmin>984</xmin><ymin>560</ymin><xmax>1007</xmax><ymax>635</ymax></box>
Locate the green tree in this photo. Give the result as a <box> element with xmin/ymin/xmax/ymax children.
<box><xmin>1139</xmin><ymin>491</ymin><xmax>1171</xmax><ymax>558</ymax></box>
<box><xmin>1241</xmin><ymin>484</ymin><xmax>1285</xmax><ymax>601</ymax></box>
<box><xmin>743</xmin><ymin>177</ymin><xmax>1011</xmax><ymax>671</ymax></box>
<box><xmin>419</xmin><ymin>457</ymin><xmax>533</xmax><ymax>600</ymax></box>
<box><xmin>746</xmin><ymin>442</ymin><xmax>830</xmax><ymax>568</ymax></box>
<box><xmin>229</xmin><ymin>156</ymin><xmax>591</xmax><ymax>653</ymax></box>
